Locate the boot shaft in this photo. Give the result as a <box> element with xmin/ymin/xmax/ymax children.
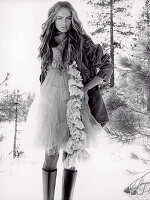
<box><xmin>61</xmin><ymin>169</ymin><xmax>77</xmax><ymax>200</ymax></box>
<box><xmin>42</xmin><ymin>168</ymin><xmax>57</xmax><ymax>200</ymax></box>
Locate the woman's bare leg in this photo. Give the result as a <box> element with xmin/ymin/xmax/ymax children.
<box><xmin>43</xmin><ymin>147</ymin><xmax>59</xmax><ymax>171</ymax></box>
<box><xmin>62</xmin><ymin>151</ymin><xmax>75</xmax><ymax>170</ymax></box>
<box><xmin>42</xmin><ymin>147</ymin><xmax>59</xmax><ymax>200</ymax></box>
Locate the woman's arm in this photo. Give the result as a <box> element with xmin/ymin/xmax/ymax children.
<box><xmin>84</xmin><ymin>76</ymin><xmax>104</xmax><ymax>92</ymax></box>
<box><xmin>82</xmin><ymin>35</ymin><xmax>113</xmax><ymax>91</ymax></box>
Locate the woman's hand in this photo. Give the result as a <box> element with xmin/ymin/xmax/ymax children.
<box><xmin>83</xmin><ymin>76</ymin><xmax>107</xmax><ymax>105</ymax></box>
<box><xmin>84</xmin><ymin>76</ymin><xmax>104</xmax><ymax>92</ymax></box>
<box><xmin>83</xmin><ymin>85</ymin><xmax>89</xmax><ymax>93</ymax></box>
<box><xmin>83</xmin><ymin>91</ymin><xmax>89</xmax><ymax>104</ymax></box>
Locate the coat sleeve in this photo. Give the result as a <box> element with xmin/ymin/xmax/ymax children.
<box><xmin>83</xmin><ymin>35</ymin><xmax>113</xmax><ymax>82</ymax></box>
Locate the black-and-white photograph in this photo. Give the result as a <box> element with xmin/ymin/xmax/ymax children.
<box><xmin>0</xmin><ymin>0</ymin><xmax>150</xmax><ymax>200</ymax></box>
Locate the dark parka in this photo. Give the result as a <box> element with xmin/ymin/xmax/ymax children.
<box><xmin>40</xmin><ymin>34</ymin><xmax>113</xmax><ymax>127</ymax></box>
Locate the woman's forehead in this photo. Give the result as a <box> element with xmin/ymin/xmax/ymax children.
<box><xmin>56</xmin><ymin>8</ymin><xmax>72</xmax><ymax>17</ymax></box>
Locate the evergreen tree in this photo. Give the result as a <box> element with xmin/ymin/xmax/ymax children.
<box><xmin>0</xmin><ymin>90</ymin><xmax>35</xmax><ymax>123</ymax></box>
<box><xmin>104</xmin><ymin>31</ymin><xmax>150</xmax><ymax>149</ymax></box>
<box><xmin>136</xmin><ymin>0</ymin><xmax>150</xmax><ymax>32</ymax></box>
<box><xmin>0</xmin><ymin>73</ymin><xmax>10</xmax><ymax>87</ymax></box>
<box><xmin>0</xmin><ymin>89</ymin><xmax>35</xmax><ymax>158</ymax></box>
<box><xmin>103</xmin><ymin>0</ymin><xmax>150</xmax><ymax>197</ymax></box>
<box><xmin>81</xmin><ymin>0</ymin><xmax>134</xmax><ymax>87</ymax></box>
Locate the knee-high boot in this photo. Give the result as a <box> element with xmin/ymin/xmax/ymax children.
<box><xmin>61</xmin><ymin>169</ymin><xmax>77</xmax><ymax>200</ymax></box>
<box><xmin>42</xmin><ymin>168</ymin><xmax>57</xmax><ymax>200</ymax></box>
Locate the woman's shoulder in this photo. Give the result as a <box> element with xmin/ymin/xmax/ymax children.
<box><xmin>81</xmin><ymin>33</ymin><xmax>104</xmax><ymax>60</ymax></box>
<box><xmin>81</xmin><ymin>33</ymin><xmax>97</xmax><ymax>49</ymax></box>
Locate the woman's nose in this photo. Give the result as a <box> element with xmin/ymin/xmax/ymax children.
<box><xmin>62</xmin><ymin>19</ymin><xmax>67</xmax><ymax>25</ymax></box>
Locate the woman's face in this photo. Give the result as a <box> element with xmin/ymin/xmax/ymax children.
<box><xmin>55</xmin><ymin>8</ymin><xmax>72</xmax><ymax>33</ymax></box>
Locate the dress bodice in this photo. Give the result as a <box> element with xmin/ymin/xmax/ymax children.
<box><xmin>47</xmin><ymin>38</ymin><xmax>68</xmax><ymax>72</ymax></box>
<box><xmin>51</xmin><ymin>47</ymin><xmax>63</xmax><ymax>68</ymax></box>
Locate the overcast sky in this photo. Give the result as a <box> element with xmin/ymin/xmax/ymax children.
<box><xmin>0</xmin><ymin>0</ymin><xmax>145</xmax><ymax>93</ymax></box>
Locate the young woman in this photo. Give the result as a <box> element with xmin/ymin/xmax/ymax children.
<box><xmin>25</xmin><ymin>1</ymin><xmax>113</xmax><ymax>200</ymax></box>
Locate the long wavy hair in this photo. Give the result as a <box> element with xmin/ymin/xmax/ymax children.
<box><xmin>38</xmin><ymin>1</ymin><xmax>86</xmax><ymax>71</ymax></box>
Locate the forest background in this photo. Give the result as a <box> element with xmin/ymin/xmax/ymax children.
<box><xmin>0</xmin><ymin>0</ymin><xmax>150</xmax><ymax>200</ymax></box>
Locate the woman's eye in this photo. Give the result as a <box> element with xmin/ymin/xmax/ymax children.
<box><xmin>56</xmin><ymin>17</ymin><xmax>71</xmax><ymax>20</ymax></box>
<box><xmin>56</xmin><ymin>16</ymin><xmax>62</xmax><ymax>20</ymax></box>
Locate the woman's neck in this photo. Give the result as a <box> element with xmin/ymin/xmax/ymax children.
<box><xmin>54</xmin><ymin>32</ymin><xmax>67</xmax><ymax>44</ymax></box>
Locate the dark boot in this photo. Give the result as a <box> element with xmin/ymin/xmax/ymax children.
<box><xmin>42</xmin><ymin>168</ymin><xmax>57</xmax><ymax>200</ymax></box>
<box><xmin>61</xmin><ymin>169</ymin><xmax>77</xmax><ymax>200</ymax></box>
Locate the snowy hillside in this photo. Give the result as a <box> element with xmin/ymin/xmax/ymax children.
<box><xmin>0</xmin><ymin>122</ymin><xmax>147</xmax><ymax>200</ymax></box>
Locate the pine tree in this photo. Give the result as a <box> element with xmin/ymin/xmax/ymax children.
<box><xmin>0</xmin><ymin>90</ymin><xmax>35</xmax><ymax>123</ymax></box>
<box><xmin>135</xmin><ymin>0</ymin><xmax>150</xmax><ymax>114</ymax></box>
<box><xmin>104</xmin><ymin>31</ymin><xmax>150</xmax><ymax>148</ymax></box>
<box><xmin>81</xmin><ymin>0</ymin><xmax>134</xmax><ymax>87</ymax></box>
<box><xmin>0</xmin><ymin>89</ymin><xmax>35</xmax><ymax>158</ymax></box>
<box><xmin>0</xmin><ymin>73</ymin><xmax>10</xmax><ymax>87</ymax></box>
<box><xmin>103</xmin><ymin>0</ymin><xmax>150</xmax><ymax>197</ymax></box>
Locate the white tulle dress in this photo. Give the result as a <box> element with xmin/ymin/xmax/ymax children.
<box><xmin>24</xmin><ymin>43</ymin><xmax>105</xmax><ymax>157</ymax></box>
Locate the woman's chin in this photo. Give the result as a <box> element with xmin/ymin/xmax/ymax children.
<box><xmin>60</xmin><ymin>28</ymin><xmax>69</xmax><ymax>32</ymax></box>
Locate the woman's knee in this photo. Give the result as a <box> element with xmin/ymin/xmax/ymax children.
<box><xmin>43</xmin><ymin>148</ymin><xmax>60</xmax><ymax>171</ymax></box>
<box><xmin>43</xmin><ymin>153</ymin><xmax>59</xmax><ymax>171</ymax></box>
<box><xmin>62</xmin><ymin>151</ymin><xmax>67</xmax><ymax>163</ymax></box>
<box><xmin>62</xmin><ymin>151</ymin><xmax>76</xmax><ymax>171</ymax></box>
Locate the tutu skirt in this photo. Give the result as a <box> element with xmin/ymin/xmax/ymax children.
<box><xmin>23</xmin><ymin>67</ymin><xmax>105</xmax><ymax>153</ymax></box>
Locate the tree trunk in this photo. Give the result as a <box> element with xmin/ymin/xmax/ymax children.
<box><xmin>13</xmin><ymin>94</ymin><xmax>18</xmax><ymax>158</ymax></box>
<box><xmin>110</xmin><ymin>0</ymin><xmax>114</xmax><ymax>87</ymax></box>
<box><xmin>146</xmin><ymin>0</ymin><xmax>150</xmax><ymax>27</ymax></box>
<box><xmin>145</xmin><ymin>0</ymin><xmax>150</xmax><ymax>113</ymax></box>
<box><xmin>147</xmin><ymin>95</ymin><xmax>150</xmax><ymax>113</ymax></box>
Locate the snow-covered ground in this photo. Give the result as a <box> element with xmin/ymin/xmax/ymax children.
<box><xmin>0</xmin><ymin>122</ymin><xmax>148</xmax><ymax>200</ymax></box>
